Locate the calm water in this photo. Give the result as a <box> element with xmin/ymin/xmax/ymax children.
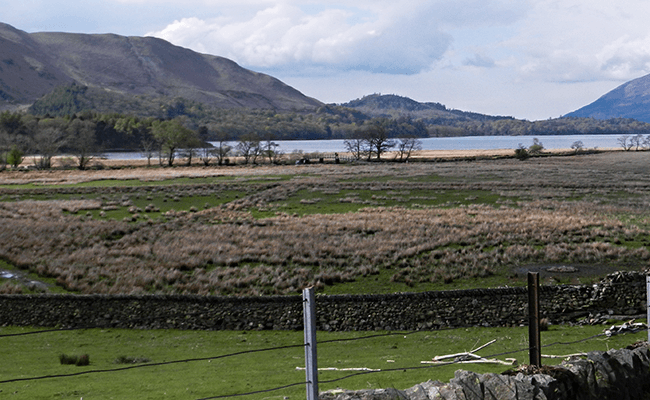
<box><xmin>105</xmin><ymin>134</ymin><xmax>623</xmax><ymax>159</ymax></box>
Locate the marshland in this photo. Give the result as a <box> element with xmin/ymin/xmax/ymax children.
<box><xmin>0</xmin><ymin>149</ymin><xmax>649</xmax><ymax>296</ymax></box>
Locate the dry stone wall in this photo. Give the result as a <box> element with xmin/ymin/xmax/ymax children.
<box><xmin>0</xmin><ymin>272</ymin><xmax>646</xmax><ymax>331</ymax></box>
<box><xmin>320</xmin><ymin>343</ymin><xmax>650</xmax><ymax>400</ymax></box>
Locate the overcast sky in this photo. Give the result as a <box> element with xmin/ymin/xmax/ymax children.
<box><xmin>4</xmin><ymin>0</ymin><xmax>650</xmax><ymax>120</ymax></box>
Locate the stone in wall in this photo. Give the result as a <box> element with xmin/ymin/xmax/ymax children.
<box><xmin>319</xmin><ymin>343</ymin><xmax>650</xmax><ymax>400</ymax></box>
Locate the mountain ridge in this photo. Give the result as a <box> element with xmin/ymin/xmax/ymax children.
<box><xmin>0</xmin><ymin>22</ymin><xmax>321</xmax><ymax>111</ymax></box>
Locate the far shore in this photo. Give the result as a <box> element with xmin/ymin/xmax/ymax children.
<box><xmin>44</xmin><ymin>146</ymin><xmax>624</xmax><ymax>166</ymax></box>
<box><xmin>0</xmin><ymin>147</ymin><xmax>625</xmax><ymax>186</ymax></box>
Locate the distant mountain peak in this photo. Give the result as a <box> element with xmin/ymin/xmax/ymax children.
<box><xmin>564</xmin><ymin>74</ymin><xmax>650</xmax><ymax>122</ymax></box>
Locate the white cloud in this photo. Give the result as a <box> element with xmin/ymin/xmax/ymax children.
<box><xmin>502</xmin><ymin>0</ymin><xmax>650</xmax><ymax>83</ymax></box>
<box><xmin>10</xmin><ymin>0</ymin><xmax>650</xmax><ymax>120</ymax></box>
<box><xmin>146</xmin><ymin>3</ymin><xmax>455</xmax><ymax>74</ymax></box>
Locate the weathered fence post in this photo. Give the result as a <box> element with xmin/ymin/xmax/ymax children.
<box><xmin>303</xmin><ymin>287</ymin><xmax>319</xmax><ymax>400</ymax></box>
<box><xmin>528</xmin><ymin>272</ymin><xmax>541</xmax><ymax>367</ymax></box>
<box><xmin>647</xmin><ymin>275</ymin><xmax>650</xmax><ymax>343</ymax></box>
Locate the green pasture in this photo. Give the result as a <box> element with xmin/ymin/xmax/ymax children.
<box><xmin>0</xmin><ymin>175</ymin><xmax>519</xmax><ymax>221</ymax></box>
<box><xmin>0</xmin><ymin>323</ymin><xmax>645</xmax><ymax>400</ymax></box>
<box><xmin>252</xmin><ymin>187</ymin><xmax>512</xmax><ymax>218</ymax></box>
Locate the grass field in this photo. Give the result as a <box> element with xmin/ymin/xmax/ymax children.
<box><xmin>0</xmin><ymin>323</ymin><xmax>646</xmax><ymax>400</ymax></box>
<box><xmin>1</xmin><ymin>151</ymin><xmax>650</xmax><ymax>399</ymax></box>
<box><xmin>1</xmin><ymin>151</ymin><xmax>650</xmax><ymax>295</ymax></box>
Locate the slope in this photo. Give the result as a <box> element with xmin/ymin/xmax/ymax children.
<box><xmin>564</xmin><ymin>74</ymin><xmax>650</xmax><ymax>122</ymax></box>
<box><xmin>0</xmin><ymin>22</ymin><xmax>321</xmax><ymax>112</ymax></box>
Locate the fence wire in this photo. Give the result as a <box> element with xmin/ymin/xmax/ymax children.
<box><xmin>0</xmin><ymin>324</ymin><xmax>646</xmax><ymax>399</ymax></box>
<box><xmin>199</xmin><ymin>326</ymin><xmax>648</xmax><ymax>400</ymax></box>
<box><xmin>0</xmin><ymin>342</ymin><xmax>306</xmax><ymax>384</ymax></box>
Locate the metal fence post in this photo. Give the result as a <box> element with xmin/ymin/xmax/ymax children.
<box><xmin>303</xmin><ymin>287</ymin><xmax>319</xmax><ymax>400</ymax></box>
<box><xmin>528</xmin><ymin>272</ymin><xmax>541</xmax><ymax>367</ymax></box>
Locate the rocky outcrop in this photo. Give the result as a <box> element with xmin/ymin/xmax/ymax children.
<box><xmin>320</xmin><ymin>344</ymin><xmax>650</xmax><ymax>400</ymax></box>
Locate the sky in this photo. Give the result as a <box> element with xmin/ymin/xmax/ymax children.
<box><xmin>4</xmin><ymin>0</ymin><xmax>650</xmax><ymax>121</ymax></box>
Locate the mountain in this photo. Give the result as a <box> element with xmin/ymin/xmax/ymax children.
<box><xmin>341</xmin><ymin>94</ymin><xmax>515</xmax><ymax>124</ymax></box>
<box><xmin>564</xmin><ymin>74</ymin><xmax>650</xmax><ymax>122</ymax></box>
<box><xmin>0</xmin><ymin>22</ymin><xmax>321</xmax><ymax>112</ymax></box>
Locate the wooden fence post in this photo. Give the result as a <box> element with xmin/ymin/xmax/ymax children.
<box><xmin>303</xmin><ymin>287</ymin><xmax>319</xmax><ymax>400</ymax></box>
<box><xmin>647</xmin><ymin>275</ymin><xmax>650</xmax><ymax>343</ymax></box>
<box><xmin>528</xmin><ymin>272</ymin><xmax>541</xmax><ymax>367</ymax></box>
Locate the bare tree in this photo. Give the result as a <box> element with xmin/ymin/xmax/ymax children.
<box><xmin>140</xmin><ymin>136</ymin><xmax>158</xmax><ymax>167</ymax></box>
<box><xmin>0</xmin><ymin>131</ymin><xmax>8</xmax><ymax>170</ymax></box>
<box><xmin>263</xmin><ymin>137</ymin><xmax>281</xmax><ymax>164</ymax></box>
<box><xmin>343</xmin><ymin>132</ymin><xmax>368</xmax><ymax>161</ymax></box>
<box><xmin>67</xmin><ymin>119</ymin><xmax>102</xmax><ymax>170</ymax></box>
<box><xmin>212</xmin><ymin>131</ymin><xmax>232</xmax><ymax>166</ymax></box>
<box><xmin>199</xmin><ymin>146</ymin><xmax>214</xmax><ymax>166</ymax></box>
<box><xmin>180</xmin><ymin>134</ymin><xmax>204</xmax><ymax>166</ymax></box>
<box><xmin>364</xmin><ymin>124</ymin><xmax>395</xmax><ymax>161</ymax></box>
<box><xmin>618</xmin><ymin>135</ymin><xmax>633</xmax><ymax>151</ymax></box>
<box><xmin>641</xmin><ymin>135</ymin><xmax>650</xmax><ymax>150</ymax></box>
<box><xmin>396</xmin><ymin>136</ymin><xmax>422</xmax><ymax>162</ymax></box>
<box><xmin>31</xmin><ymin>127</ymin><xmax>65</xmax><ymax>169</ymax></box>
<box><xmin>630</xmin><ymin>134</ymin><xmax>644</xmax><ymax>151</ymax></box>
<box><xmin>236</xmin><ymin>133</ymin><xmax>261</xmax><ymax>164</ymax></box>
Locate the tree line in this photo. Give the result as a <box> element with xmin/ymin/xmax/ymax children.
<box><xmin>4</xmin><ymin>98</ymin><xmax>650</xmax><ymax>169</ymax></box>
<box><xmin>0</xmin><ymin>111</ymin><xmax>209</xmax><ymax>169</ymax></box>
<box><xmin>0</xmin><ymin>109</ymin><xmax>432</xmax><ymax>169</ymax></box>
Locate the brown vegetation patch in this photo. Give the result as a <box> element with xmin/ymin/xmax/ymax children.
<box><xmin>1</xmin><ymin>151</ymin><xmax>650</xmax><ymax>295</ymax></box>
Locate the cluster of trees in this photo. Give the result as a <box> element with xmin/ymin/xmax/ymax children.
<box><xmin>616</xmin><ymin>134</ymin><xmax>650</xmax><ymax>151</ymax></box>
<box><xmin>343</xmin><ymin>123</ymin><xmax>423</xmax><ymax>162</ymax></box>
<box><xmin>514</xmin><ymin>138</ymin><xmax>545</xmax><ymax>160</ymax></box>
<box><xmin>0</xmin><ymin>111</ymin><xmax>217</xmax><ymax>169</ymax></box>
<box><xmin>439</xmin><ymin>116</ymin><xmax>650</xmax><ymax>137</ymax></box>
<box><xmin>0</xmin><ymin>110</ymin><xmax>314</xmax><ymax>169</ymax></box>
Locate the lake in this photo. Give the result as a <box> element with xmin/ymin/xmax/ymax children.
<box><xmin>105</xmin><ymin>134</ymin><xmax>624</xmax><ymax>159</ymax></box>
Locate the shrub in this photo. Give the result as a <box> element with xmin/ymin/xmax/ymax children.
<box><xmin>59</xmin><ymin>354</ymin><xmax>77</xmax><ymax>365</ymax></box>
<box><xmin>59</xmin><ymin>353</ymin><xmax>90</xmax><ymax>366</ymax></box>
<box><xmin>528</xmin><ymin>138</ymin><xmax>544</xmax><ymax>155</ymax></box>
<box><xmin>6</xmin><ymin>145</ymin><xmax>24</xmax><ymax>168</ymax></box>
<box><xmin>571</xmin><ymin>140</ymin><xmax>584</xmax><ymax>153</ymax></box>
<box><xmin>76</xmin><ymin>354</ymin><xmax>90</xmax><ymax>366</ymax></box>
<box><xmin>514</xmin><ymin>144</ymin><xmax>529</xmax><ymax>160</ymax></box>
